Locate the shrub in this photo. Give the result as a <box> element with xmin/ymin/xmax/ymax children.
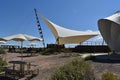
<box><xmin>0</xmin><ymin>56</ymin><xmax>7</xmax><ymax>72</ymax></box>
<box><xmin>41</xmin><ymin>48</ymin><xmax>61</xmax><ymax>55</ymax></box>
<box><xmin>0</xmin><ymin>49</ymin><xmax>7</xmax><ymax>54</ymax></box>
<box><xmin>61</xmin><ymin>48</ymin><xmax>72</xmax><ymax>53</ymax></box>
<box><xmin>49</xmin><ymin>59</ymin><xmax>95</xmax><ymax>80</ymax></box>
<box><xmin>102</xmin><ymin>72</ymin><xmax>120</xmax><ymax>80</ymax></box>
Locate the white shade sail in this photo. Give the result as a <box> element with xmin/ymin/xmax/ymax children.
<box><xmin>98</xmin><ymin>11</ymin><xmax>120</xmax><ymax>52</ymax></box>
<box><xmin>42</xmin><ymin>16</ymin><xmax>99</xmax><ymax>44</ymax></box>
<box><xmin>0</xmin><ymin>34</ymin><xmax>43</xmax><ymax>42</ymax></box>
<box><xmin>0</xmin><ymin>41</ymin><xmax>6</xmax><ymax>44</ymax></box>
<box><xmin>0</xmin><ymin>34</ymin><xmax>42</xmax><ymax>60</ymax></box>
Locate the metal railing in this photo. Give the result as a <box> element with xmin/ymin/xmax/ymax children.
<box><xmin>80</xmin><ymin>41</ymin><xmax>107</xmax><ymax>46</ymax></box>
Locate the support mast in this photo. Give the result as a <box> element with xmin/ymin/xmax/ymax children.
<box><xmin>34</xmin><ymin>9</ymin><xmax>45</xmax><ymax>48</ymax></box>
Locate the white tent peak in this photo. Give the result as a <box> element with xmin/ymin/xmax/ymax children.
<box><xmin>48</xmin><ymin>20</ymin><xmax>99</xmax><ymax>37</ymax></box>
<box><xmin>42</xmin><ymin>16</ymin><xmax>99</xmax><ymax>44</ymax></box>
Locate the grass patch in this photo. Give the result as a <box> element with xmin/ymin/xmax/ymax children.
<box><xmin>0</xmin><ymin>48</ymin><xmax>7</xmax><ymax>54</ymax></box>
<box><xmin>0</xmin><ymin>56</ymin><xmax>8</xmax><ymax>72</ymax></box>
<box><xmin>102</xmin><ymin>72</ymin><xmax>120</xmax><ymax>80</ymax></box>
<box><xmin>67</xmin><ymin>53</ymin><xmax>80</xmax><ymax>57</ymax></box>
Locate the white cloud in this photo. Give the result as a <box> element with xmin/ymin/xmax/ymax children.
<box><xmin>85</xmin><ymin>30</ymin><xmax>100</xmax><ymax>34</ymax></box>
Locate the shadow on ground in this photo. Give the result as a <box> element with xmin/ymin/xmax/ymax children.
<box><xmin>92</xmin><ymin>55</ymin><xmax>120</xmax><ymax>63</ymax></box>
<box><xmin>17</xmin><ymin>55</ymin><xmax>38</xmax><ymax>58</ymax></box>
<box><xmin>0</xmin><ymin>76</ymin><xmax>16</xmax><ymax>80</ymax></box>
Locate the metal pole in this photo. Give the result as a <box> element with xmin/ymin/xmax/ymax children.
<box><xmin>34</xmin><ymin>8</ymin><xmax>45</xmax><ymax>48</ymax></box>
<box><xmin>21</xmin><ymin>41</ymin><xmax>23</xmax><ymax>60</ymax></box>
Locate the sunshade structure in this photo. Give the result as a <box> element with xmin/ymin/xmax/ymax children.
<box><xmin>0</xmin><ymin>34</ymin><xmax>42</xmax><ymax>47</ymax></box>
<box><xmin>0</xmin><ymin>34</ymin><xmax>42</xmax><ymax>60</ymax></box>
<box><xmin>98</xmin><ymin>11</ymin><xmax>120</xmax><ymax>52</ymax></box>
<box><xmin>0</xmin><ymin>41</ymin><xmax>6</xmax><ymax>44</ymax></box>
<box><xmin>0</xmin><ymin>34</ymin><xmax>42</xmax><ymax>44</ymax></box>
<box><xmin>42</xmin><ymin>16</ymin><xmax>99</xmax><ymax>45</ymax></box>
<box><xmin>0</xmin><ymin>34</ymin><xmax>42</xmax><ymax>41</ymax></box>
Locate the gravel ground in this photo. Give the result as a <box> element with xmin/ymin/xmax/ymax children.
<box><xmin>1</xmin><ymin>53</ymin><xmax>76</xmax><ymax>80</ymax></box>
<box><xmin>1</xmin><ymin>53</ymin><xmax>120</xmax><ymax>80</ymax></box>
<box><xmin>90</xmin><ymin>59</ymin><xmax>120</xmax><ymax>80</ymax></box>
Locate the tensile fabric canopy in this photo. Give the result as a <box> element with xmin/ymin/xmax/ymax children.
<box><xmin>98</xmin><ymin>11</ymin><xmax>120</xmax><ymax>52</ymax></box>
<box><xmin>42</xmin><ymin>16</ymin><xmax>99</xmax><ymax>45</ymax></box>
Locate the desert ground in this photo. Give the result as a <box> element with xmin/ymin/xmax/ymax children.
<box><xmin>1</xmin><ymin>52</ymin><xmax>120</xmax><ymax>80</ymax></box>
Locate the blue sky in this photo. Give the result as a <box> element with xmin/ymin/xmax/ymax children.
<box><xmin>0</xmin><ymin>0</ymin><xmax>120</xmax><ymax>47</ymax></box>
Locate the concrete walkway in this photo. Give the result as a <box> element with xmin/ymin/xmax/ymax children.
<box><xmin>80</xmin><ymin>53</ymin><xmax>120</xmax><ymax>61</ymax></box>
<box><xmin>80</xmin><ymin>53</ymin><xmax>108</xmax><ymax>58</ymax></box>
